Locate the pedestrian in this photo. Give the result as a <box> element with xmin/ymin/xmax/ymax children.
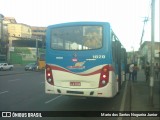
<box><xmin>144</xmin><ymin>62</ymin><xmax>150</xmax><ymax>82</ymax></box>
<box><xmin>154</xmin><ymin>63</ymin><xmax>159</xmax><ymax>80</ymax></box>
<box><xmin>132</xmin><ymin>63</ymin><xmax>139</xmax><ymax>81</ymax></box>
<box><xmin>129</xmin><ymin>63</ymin><xmax>134</xmax><ymax>80</ymax></box>
<box><xmin>126</xmin><ymin>64</ymin><xmax>130</xmax><ymax>74</ymax></box>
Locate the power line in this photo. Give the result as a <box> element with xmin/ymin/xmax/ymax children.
<box><xmin>140</xmin><ymin>17</ymin><xmax>149</xmax><ymax>45</ymax></box>
<box><xmin>139</xmin><ymin>0</ymin><xmax>152</xmax><ymax>45</ymax></box>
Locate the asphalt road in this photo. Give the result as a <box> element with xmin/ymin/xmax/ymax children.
<box><xmin>0</xmin><ymin>68</ymin><xmax>129</xmax><ymax>120</ymax></box>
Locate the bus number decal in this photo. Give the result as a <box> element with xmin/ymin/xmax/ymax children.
<box><xmin>93</xmin><ymin>55</ymin><xmax>106</xmax><ymax>59</ymax></box>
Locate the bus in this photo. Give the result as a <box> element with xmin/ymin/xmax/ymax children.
<box><xmin>45</xmin><ymin>22</ymin><xmax>127</xmax><ymax>98</ymax></box>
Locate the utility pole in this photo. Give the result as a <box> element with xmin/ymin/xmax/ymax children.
<box><xmin>0</xmin><ymin>14</ymin><xmax>4</xmax><ymax>54</ymax></box>
<box><xmin>149</xmin><ymin>0</ymin><xmax>155</xmax><ymax>106</ymax></box>
<box><xmin>36</xmin><ymin>38</ymin><xmax>39</xmax><ymax>64</ymax></box>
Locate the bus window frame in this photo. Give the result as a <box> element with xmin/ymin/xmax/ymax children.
<box><xmin>49</xmin><ymin>25</ymin><xmax>104</xmax><ymax>51</ymax></box>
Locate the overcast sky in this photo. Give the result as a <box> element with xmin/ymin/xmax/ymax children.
<box><xmin>0</xmin><ymin>0</ymin><xmax>159</xmax><ymax>51</ymax></box>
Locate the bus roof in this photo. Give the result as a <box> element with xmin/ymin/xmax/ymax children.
<box><xmin>47</xmin><ymin>21</ymin><xmax>110</xmax><ymax>28</ymax></box>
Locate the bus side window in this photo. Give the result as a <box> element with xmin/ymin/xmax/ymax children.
<box><xmin>121</xmin><ymin>49</ymin><xmax>124</xmax><ymax>63</ymax></box>
<box><xmin>112</xmin><ymin>34</ymin><xmax>116</xmax><ymax>62</ymax></box>
<box><xmin>112</xmin><ymin>41</ymin><xmax>116</xmax><ymax>62</ymax></box>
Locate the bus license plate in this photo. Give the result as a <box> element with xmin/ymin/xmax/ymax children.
<box><xmin>70</xmin><ymin>82</ymin><xmax>81</xmax><ymax>86</ymax></box>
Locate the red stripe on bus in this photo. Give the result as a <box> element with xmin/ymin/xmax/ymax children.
<box><xmin>49</xmin><ymin>65</ymin><xmax>101</xmax><ymax>76</ymax></box>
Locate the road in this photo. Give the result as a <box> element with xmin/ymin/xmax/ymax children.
<box><xmin>0</xmin><ymin>67</ymin><xmax>129</xmax><ymax>120</ymax></box>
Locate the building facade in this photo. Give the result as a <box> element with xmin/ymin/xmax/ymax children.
<box><xmin>139</xmin><ymin>41</ymin><xmax>160</xmax><ymax>68</ymax></box>
<box><xmin>31</xmin><ymin>26</ymin><xmax>46</xmax><ymax>36</ymax></box>
<box><xmin>8</xmin><ymin>23</ymin><xmax>32</xmax><ymax>38</ymax></box>
<box><xmin>0</xmin><ymin>16</ymin><xmax>46</xmax><ymax>64</ymax></box>
<box><xmin>31</xmin><ymin>26</ymin><xmax>46</xmax><ymax>48</ymax></box>
<box><xmin>0</xmin><ymin>16</ymin><xmax>17</xmax><ymax>62</ymax></box>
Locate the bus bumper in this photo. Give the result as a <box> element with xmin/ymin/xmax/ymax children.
<box><xmin>45</xmin><ymin>82</ymin><xmax>116</xmax><ymax>98</ymax></box>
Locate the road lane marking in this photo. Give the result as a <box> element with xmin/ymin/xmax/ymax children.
<box><xmin>40</xmin><ymin>82</ymin><xmax>45</xmax><ymax>84</ymax></box>
<box><xmin>0</xmin><ymin>91</ymin><xmax>8</xmax><ymax>95</ymax></box>
<box><xmin>45</xmin><ymin>95</ymin><xmax>62</xmax><ymax>104</ymax></box>
<box><xmin>118</xmin><ymin>80</ymin><xmax>128</xmax><ymax>120</ymax></box>
<box><xmin>39</xmin><ymin>82</ymin><xmax>45</xmax><ymax>86</ymax></box>
<box><xmin>8</xmin><ymin>79</ymin><xmax>21</xmax><ymax>82</ymax></box>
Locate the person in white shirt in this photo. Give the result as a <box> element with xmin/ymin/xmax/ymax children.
<box><xmin>129</xmin><ymin>63</ymin><xmax>134</xmax><ymax>80</ymax></box>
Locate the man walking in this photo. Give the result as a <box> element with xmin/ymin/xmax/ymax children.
<box><xmin>145</xmin><ymin>62</ymin><xmax>150</xmax><ymax>82</ymax></box>
<box><xmin>154</xmin><ymin>63</ymin><xmax>159</xmax><ymax>80</ymax></box>
<box><xmin>132</xmin><ymin>64</ymin><xmax>139</xmax><ymax>81</ymax></box>
<box><xmin>129</xmin><ymin>63</ymin><xmax>134</xmax><ymax>81</ymax></box>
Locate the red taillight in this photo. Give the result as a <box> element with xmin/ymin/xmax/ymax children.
<box><xmin>46</xmin><ymin>64</ymin><xmax>54</xmax><ymax>85</ymax></box>
<box><xmin>99</xmin><ymin>65</ymin><xmax>113</xmax><ymax>88</ymax></box>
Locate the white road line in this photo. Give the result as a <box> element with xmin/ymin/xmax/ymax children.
<box><xmin>39</xmin><ymin>82</ymin><xmax>45</xmax><ymax>85</ymax></box>
<box><xmin>117</xmin><ymin>80</ymin><xmax>128</xmax><ymax>120</ymax></box>
<box><xmin>0</xmin><ymin>91</ymin><xmax>9</xmax><ymax>95</ymax></box>
<box><xmin>45</xmin><ymin>95</ymin><xmax>62</xmax><ymax>104</ymax></box>
<box><xmin>9</xmin><ymin>79</ymin><xmax>21</xmax><ymax>82</ymax></box>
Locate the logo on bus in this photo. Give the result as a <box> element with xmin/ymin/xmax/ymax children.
<box><xmin>67</xmin><ymin>61</ymin><xmax>86</xmax><ymax>69</ymax></box>
<box><xmin>72</xmin><ymin>58</ymin><xmax>78</xmax><ymax>62</ymax></box>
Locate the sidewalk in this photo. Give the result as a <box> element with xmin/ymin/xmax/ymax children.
<box><xmin>130</xmin><ymin>69</ymin><xmax>160</xmax><ymax>119</ymax></box>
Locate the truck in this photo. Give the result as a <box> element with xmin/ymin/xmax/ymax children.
<box><xmin>0</xmin><ymin>63</ymin><xmax>14</xmax><ymax>71</ymax></box>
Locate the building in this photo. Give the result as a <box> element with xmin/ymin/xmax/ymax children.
<box><xmin>1</xmin><ymin>16</ymin><xmax>47</xmax><ymax>64</ymax></box>
<box><xmin>31</xmin><ymin>26</ymin><xmax>46</xmax><ymax>48</ymax></box>
<box><xmin>0</xmin><ymin>16</ymin><xmax>17</xmax><ymax>61</ymax></box>
<box><xmin>1</xmin><ymin>16</ymin><xmax>46</xmax><ymax>64</ymax></box>
<box><xmin>8</xmin><ymin>23</ymin><xmax>32</xmax><ymax>38</ymax></box>
<box><xmin>3</xmin><ymin>17</ymin><xmax>17</xmax><ymax>24</ymax></box>
<box><xmin>139</xmin><ymin>41</ymin><xmax>160</xmax><ymax>68</ymax></box>
<box><xmin>6</xmin><ymin>23</ymin><xmax>33</xmax><ymax>64</ymax></box>
<box><xmin>31</xmin><ymin>26</ymin><xmax>46</xmax><ymax>36</ymax></box>
<box><xmin>3</xmin><ymin>17</ymin><xmax>17</xmax><ymax>43</ymax></box>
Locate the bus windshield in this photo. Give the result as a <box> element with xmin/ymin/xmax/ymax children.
<box><xmin>51</xmin><ymin>26</ymin><xmax>102</xmax><ymax>50</ymax></box>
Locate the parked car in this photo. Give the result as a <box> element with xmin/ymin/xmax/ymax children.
<box><xmin>0</xmin><ymin>63</ymin><xmax>14</xmax><ymax>71</ymax></box>
<box><xmin>25</xmin><ymin>63</ymin><xmax>37</xmax><ymax>71</ymax></box>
